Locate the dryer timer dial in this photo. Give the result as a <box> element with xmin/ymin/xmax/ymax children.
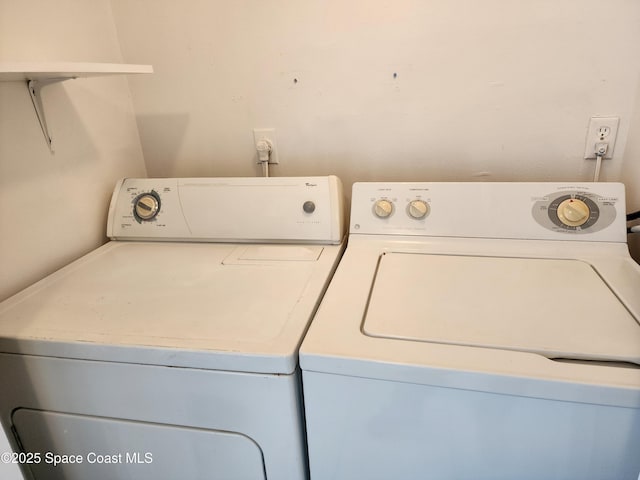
<box><xmin>133</xmin><ymin>191</ymin><xmax>161</xmax><ymax>221</ymax></box>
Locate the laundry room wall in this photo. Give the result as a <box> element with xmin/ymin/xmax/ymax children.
<box><xmin>110</xmin><ymin>1</ymin><xmax>640</xmax><ymax>190</ymax></box>
<box><xmin>0</xmin><ymin>0</ymin><xmax>147</xmax><ymax>302</ymax></box>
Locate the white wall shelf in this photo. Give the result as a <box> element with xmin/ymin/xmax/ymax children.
<box><xmin>0</xmin><ymin>62</ymin><xmax>153</xmax><ymax>153</ymax></box>
<box><xmin>0</xmin><ymin>62</ymin><xmax>153</xmax><ymax>81</ymax></box>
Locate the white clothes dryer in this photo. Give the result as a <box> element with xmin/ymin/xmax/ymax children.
<box><xmin>0</xmin><ymin>176</ymin><xmax>345</xmax><ymax>480</ymax></box>
<box><xmin>300</xmin><ymin>182</ymin><xmax>640</xmax><ymax>480</ymax></box>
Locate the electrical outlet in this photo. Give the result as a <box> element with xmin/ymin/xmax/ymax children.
<box><xmin>584</xmin><ymin>116</ymin><xmax>619</xmax><ymax>159</ymax></box>
<box><xmin>253</xmin><ymin>128</ymin><xmax>279</xmax><ymax>164</ymax></box>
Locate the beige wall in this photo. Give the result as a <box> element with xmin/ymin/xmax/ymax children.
<box><xmin>0</xmin><ymin>0</ymin><xmax>147</xmax><ymax>302</ymax></box>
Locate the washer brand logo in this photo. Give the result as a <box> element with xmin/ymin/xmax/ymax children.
<box><xmin>305</xmin><ymin>183</ymin><xmax>317</xmax><ymax>187</ymax></box>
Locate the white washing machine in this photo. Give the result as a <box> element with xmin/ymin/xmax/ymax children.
<box><xmin>0</xmin><ymin>176</ymin><xmax>345</xmax><ymax>480</ymax></box>
<box><xmin>300</xmin><ymin>182</ymin><xmax>640</xmax><ymax>480</ymax></box>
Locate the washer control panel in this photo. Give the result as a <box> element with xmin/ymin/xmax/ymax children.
<box><xmin>351</xmin><ymin>182</ymin><xmax>626</xmax><ymax>242</ymax></box>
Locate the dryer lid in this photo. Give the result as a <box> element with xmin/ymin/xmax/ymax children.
<box><xmin>363</xmin><ymin>253</ymin><xmax>640</xmax><ymax>365</ymax></box>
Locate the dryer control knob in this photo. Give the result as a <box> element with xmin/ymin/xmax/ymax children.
<box><xmin>303</xmin><ymin>201</ymin><xmax>316</xmax><ymax>213</ymax></box>
<box><xmin>557</xmin><ymin>198</ymin><xmax>589</xmax><ymax>227</ymax></box>
<box><xmin>134</xmin><ymin>192</ymin><xmax>160</xmax><ymax>221</ymax></box>
<box><xmin>407</xmin><ymin>200</ymin><xmax>429</xmax><ymax>219</ymax></box>
<box><xmin>373</xmin><ymin>199</ymin><xmax>394</xmax><ymax>218</ymax></box>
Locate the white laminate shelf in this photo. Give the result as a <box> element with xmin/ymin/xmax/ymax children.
<box><xmin>0</xmin><ymin>62</ymin><xmax>153</xmax><ymax>153</ymax></box>
<box><xmin>0</xmin><ymin>62</ymin><xmax>153</xmax><ymax>81</ymax></box>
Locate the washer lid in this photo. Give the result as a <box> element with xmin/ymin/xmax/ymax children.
<box><xmin>0</xmin><ymin>241</ymin><xmax>341</xmax><ymax>374</ymax></box>
<box><xmin>363</xmin><ymin>253</ymin><xmax>640</xmax><ymax>365</ymax></box>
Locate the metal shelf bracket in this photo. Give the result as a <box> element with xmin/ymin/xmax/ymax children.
<box><xmin>27</xmin><ymin>77</ymin><xmax>74</xmax><ymax>153</ymax></box>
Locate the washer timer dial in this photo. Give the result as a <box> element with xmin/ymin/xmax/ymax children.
<box><xmin>548</xmin><ymin>194</ymin><xmax>599</xmax><ymax>231</ymax></box>
<box><xmin>133</xmin><ymin>191</ymin><xmax>161</xmax><ymax>221</ymax></box>
<box><xmin>556</xmin><ymin>198</ymin><xmax>590</xmax><ymax>227</ymax></box>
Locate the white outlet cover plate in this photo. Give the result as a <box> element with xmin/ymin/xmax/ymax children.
<box><xmin>583</xmin><ymin>116</ymin><xmax>619</xmax><ymax>159</ymax></box>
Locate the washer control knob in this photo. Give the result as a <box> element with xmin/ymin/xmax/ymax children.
<box><xmin>557</xmin><ymin>198</ymin><xmax>589</xmax><ymax>226</ymax></box>
<box><xmin>407</xmin><ymin>200</ymin><xmax>429</xmax><ymax>219</ymax></box>
<box><xmin>373</xmin><ymin>199</ymin><xmax>394</xmax><ymax>218</ymax></box>
<box><xmin>303</xmin><ymin>201</ymin><xmax>316</xmax><ymax>213</ymax></box>
<box><xmin>134</xmin><ymin>192</ymin><xmax>160</xmax><ymax>221</ymax></box>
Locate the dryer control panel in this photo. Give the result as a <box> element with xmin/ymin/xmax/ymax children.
<box><xmin>351</xmin><ymin>182</ymin><xmax>626</xmax><ymax>242</ymax></box>
<box><xmin>107</xmin><ymin>176</ymin><xmax>345</xmax><ymax>244</ymax></box>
